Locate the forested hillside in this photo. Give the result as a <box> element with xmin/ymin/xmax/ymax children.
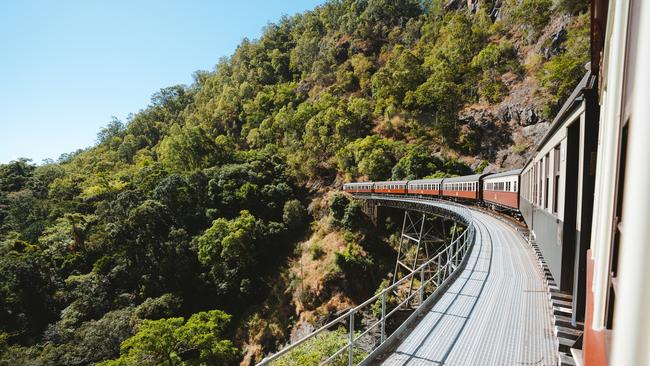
<box><xmin>0</xmin><ymin>0</ymin><xmax>589</xmax><ymax>365</ymax></box>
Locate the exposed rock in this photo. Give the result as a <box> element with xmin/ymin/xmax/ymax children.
<box><xmin>482</xmin><ymin>164</ymin><xmax>499</xmax><ymax>174</ymax></box>
<box><xmin>543</xmin><ymin>28</ymin><xmax>567</xmax><ymax>58</ymax></box>
<box><xmin>290</xmin><ymin>322</ymin><xmax>314</xmax><ymax>343</ymax></box>
<box><xmin>522</xmin><ymin>122</ymin><xmax>551</xmax><ymax>142</ymax></box>
<box><xmin>489</xmin><ymin>0</ymin><xmax>503</xmax><ymax>21</ymax></box>
<box><xmin>444</xmin><ymin>0</ymin><xmax>464</xmax><ymax>11</ymax></box>
<box><xmin>459</xmin><ymin>106</ymin><xmax>513</xmax><ymax>161</ymax></box>
<box><xmin>467</xmin><ymin>0</ymin><xmax>480</xmax><ymax>13</ymax></box>
<box><xmin>503</xmin><ymin>152</ymin><xmax>527</xmax><ymax>168</ymax></box>
<box><xmin>496</xmin><ymin>102</ymin><xmax>540</xmax><ymax>126</ymax></box>
<box><xmin>532</xmin><ymin>14</ymin><xmax>572</xmax><ymax>59</ymax></box>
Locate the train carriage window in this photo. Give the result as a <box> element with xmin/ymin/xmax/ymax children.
<box><xmin>544</xmin><ymin>153</ymin><xmax>550</xmax><ymax>209</ymax></box>
<box><xmin>538</xmin><ymin>161</ymin><xmax>543</xmax><ymax>206</ymax></box>
<box><xmin>553</xmin><ymin>145</ymin><xmax>561</xmax><ymax>213</ymax></box>
<box><xmin>605</xmin><ymin>121</ymin><xmax>628</xmax><ymax>329</ymax></box>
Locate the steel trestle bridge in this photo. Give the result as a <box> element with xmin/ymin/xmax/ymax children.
<box><xmin>258</xmin><ymin>196</ymin><xmax>557</xmax><ymax>366</ymax></box>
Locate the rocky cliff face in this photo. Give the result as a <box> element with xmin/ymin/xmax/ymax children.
<box><xmin>458</xmin><ymin>7</ymin><xmax>584</xmax><ymax>172</ymax></box>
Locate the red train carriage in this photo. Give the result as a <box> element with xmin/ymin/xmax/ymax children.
<box><xmin>374</xmin><ymin>180</ymin><xmax>408</xmax><ymax>194</ymax></box>
<box><xmin>342</xmin><ymin>182</ymin><xmax>374</xmax><ymax>194</ymax></box>
<box><xmin>441</xmin><ymin>174</ymin><xmax>486</xmax><ymax>201</ymax></box>
<box><xmin>482</xmin><ymin>169</ymin><xmax>521</xmax><ymax>210</ymax></box>
<box><xmin>407</xmin><ymin>178</ymin><xmax>443</xmax><ymax>197</ymax></box>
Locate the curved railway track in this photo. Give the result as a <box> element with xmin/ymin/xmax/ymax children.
<box><xmin>377</xmin><ymin>207</ymin><xmax>557</xmax><ymax>365</ymax></box>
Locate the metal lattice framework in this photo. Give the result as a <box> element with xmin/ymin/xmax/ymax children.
<box><xmin>392</xmin><ymin>211</ymin><xmax>447</xmax><ymax>305</ymax></box>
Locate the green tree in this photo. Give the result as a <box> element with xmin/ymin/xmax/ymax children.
<box><xmin>197</xmin><ymin>211</ymin><xmax>259</xmax><ymax>294</ymax></box>
<box><xmin>337</xmin><ymin>135</ymin><xmax>401</xmax><ymax>180</ymax></box>
<box><xmin>391</xmin><ymin>146</ymin><xmax>443</xmax><ymax>179</ymax></box>
<box><xmin>282</xmin><ymin>199</ymin><xmax>307</xmax><ymax>230</ymax></box>
<box><xmin>158</xmin><ymin>125</ymin><xmax>230</xmax><ymax>172</ymax></box>
<box><xmin>329</xmin><ymin>193</ymin><xmax>350</xmax><ymax>223</ymax></box>
<box><xmin>510</xmin><ymin>0</ymin><xmax>553</xmax><ymax>41</ymax></box>
<box><xmin>98</xmin><ymin>310</ymin><xmax>239</xmax><ymax>366</ymax></box>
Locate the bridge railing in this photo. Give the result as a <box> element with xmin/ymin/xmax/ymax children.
<box><xmin>257</xmin><ymin>202</ymin><xmax>475</xmax><ymax>366</ymax></box>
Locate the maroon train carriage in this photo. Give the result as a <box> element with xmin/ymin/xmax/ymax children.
<box><xmin>374</xmin><ymin>180</ymin><xmax>408</xmax><ymax>194</ymax></box>
<box><xmin>482</xmin><ymin>169</ymin><xmax>521</xmax><ymax>210</ymax></box>
<box><xmin>407</xmin><ymin>178</ymin><xmax>444</xmax><ymax>197</ymax></box>
<box><xmin>441</xmin><ymin>174</ymin><xmax>486</xmax><ymax>201</ymax></box>
<box><xmin>343</xmin><ymin>182</ymin><xmax>374</xmax><ymax>194</ymax></box>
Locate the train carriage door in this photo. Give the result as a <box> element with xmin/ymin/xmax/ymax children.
<box><xmin>562</xmin><ymin>121</ymin><xmax>580</xmax><ymax>293</ymax></box>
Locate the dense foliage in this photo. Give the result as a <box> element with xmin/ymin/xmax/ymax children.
<box><xmin>0</xmin><ymin>0</ymin><xmax>588</xmax><ymax>364</ymax></box>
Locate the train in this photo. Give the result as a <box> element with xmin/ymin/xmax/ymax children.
<box><xmin>344</xmin><ymin>1</ymin><xmax>650</xmax><ymax>365</ymax></box>
<box><xmin>343</xmin><ymin>169</ymin><xmax>521</xmax><ymax>213</ymax></box>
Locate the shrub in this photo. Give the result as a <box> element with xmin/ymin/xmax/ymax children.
<box><xmin>270</xmin><ymin>328</ymin><xmax>366</xmax><ymax>366</ymax></box>
<box><xmin>329</xmin><ymin>193</ymin><xmax>350</xmax><ymax>223</ymax></box>
<box><xmin>471</xmin><ymin>41</ymin><xmax>521</xmax><ymax>103</ymax></box>
<box><xmin>476</xmin><ymin>160</ymin><xmax>489</xmax><ymax>173</ymax></box>
<box><xmin>342</xmin><ymin>201</ymin><xmax>364</xmax><ymax>231</ymax></box>
<box><xmin>335</xmin><ymin>242</ymin><xmax>373</xmax><ymax>272</ymax></box>
<box><xmin>283</xmin><ymin>199</ymin><xmax>307</xmax><ymax>230</ymax></box>
<box><xmin>310</xmin><ymin>243</ymin><xmax>325</xmax><ymax>260</ymax></box>
<box><xmin>370</xmin><ymin>279</ymin><xmax>400</xmax><ymax>319</ymax></box>
<box><xmin>539</xmin><ymin>13</ymin><xmax>589</xmax><ymax>116</ymax></box>
<box><xmin>511</xmin><ymin>0</ymin><xmax>553</xmax><ymax>41</ymax></box>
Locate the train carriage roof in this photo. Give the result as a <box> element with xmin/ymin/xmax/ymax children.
<box><xmin>483</xmin><ymin>169</ymin><xmax>522</xmax><ymax>180</ymax></box>
<box><xmin>344</xmin><ymin>181</ymin><xmax>373</xmax><ymax>186</ymax></box>
<box><xmin>443</xmin><ymin>174</ymin><xmax>488</xmax><ymax>183</ymax></box>
<box><xmin>375</xmin><ymin>180</ymin><xmax>408</xmax><ymax>185</ymax></box>
<box><xmin>407</xmin><ymin>178</ymin><xmax>444</xmax><ymax>186</ymax></box>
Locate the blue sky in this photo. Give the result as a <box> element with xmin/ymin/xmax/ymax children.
<box><xmin>0</xmin><ymin>0</ymin><xmax>325</xmax><ymax>164</ymax></box>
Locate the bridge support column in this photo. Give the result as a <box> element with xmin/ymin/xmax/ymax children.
<box><xmin>392</xmin><ymin>210</ymin><xmax>445</xmax><ymax>303</ymax></box>
<box><xmin>361</xmin><ymin>199</ymin><xmax>379</xmax><ymax>226</ymax></box>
